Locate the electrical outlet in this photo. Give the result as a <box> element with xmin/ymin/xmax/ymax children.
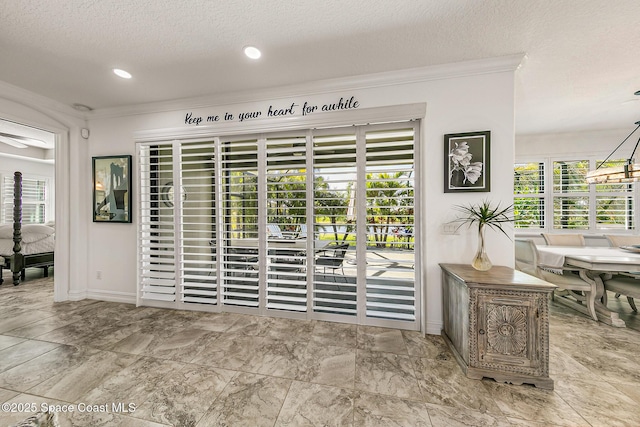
<box><xmin>96</xmin><ymin>270</ymin><xmax>102</xmax><ymax>280</ymax></box>
<box><xmin>441</xmin><ymin>223</ymin><xmax>459</xmax><ymax>235</ymax></box>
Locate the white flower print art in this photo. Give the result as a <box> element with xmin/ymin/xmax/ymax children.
<box><xmin>444</xmin><ymin>131</ymin><xmax>490</xmax><ymax>192</ymax></box>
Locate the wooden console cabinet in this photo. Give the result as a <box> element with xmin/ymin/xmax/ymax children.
<box><xmin>440</xmin><ymin>263</ymin><xmax>556</xmax><ymax>389</ymax></box>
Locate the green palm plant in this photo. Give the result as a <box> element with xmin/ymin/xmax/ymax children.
<box><xmin>450</xmin><ymin>199</ymin><xmax>514</xmax><ymax>271</ymax></box>
<box><xmin>451</xmin><ymin>199</ymin><xmax>514</xmax><ymax>237</ymax></box>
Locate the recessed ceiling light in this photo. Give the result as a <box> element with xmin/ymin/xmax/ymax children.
<box><xmin>113</xmin><ymin>68</ymin><xmax>132</xmax><ymax>79</ymax></box>
<box><xmin>243</xmin><ymin>46</ymin><xmax>261</xmax><ymax>60</ymax></box>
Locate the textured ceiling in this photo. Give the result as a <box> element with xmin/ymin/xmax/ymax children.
<box><xmin>1</xmin><ymin>0</ymin><xmax>639</xmax><ymax>135</ymax></box>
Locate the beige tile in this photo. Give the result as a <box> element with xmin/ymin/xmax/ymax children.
<box><xmin>80</xmin><ymin>356</ymin><xmax>184</xmax><ymax>407</ymax></box>
<box><xmin>145</xmin><ymin>328</ymin><xmax>219</xmax><ymax>362</ymax></box>
<box><xmin>482</xmin><ymin>381</ymin><xmax>588</xmax><ymax>426</ymax></box>
<box><xmin>246</xmin><ymin>336</ymin><xmax>308</xmax><ymax>378</ymax></box>
<box><xmin>0</xmin><ymin>309</ymin><xmax>54</xmax><ymax>334</ymax></box>
<box><xmin>0</xmin><ymin>387</ymin><xmax>19</xmax><ymax>403</ymax></box>
<box><xmin>353</xmin><ymin>391</ymin><xmax>432</xmax><ymax>426</ymax></box>
<box><xmin>0</xmin><ymin>343</ymin><xmax>96</xmax><ymax>391</ymax></box>
<box><xmin>0</xmin><ymin>340</ymin><xmax>59</xmax><ymax>374</ymax></box>
<box><xmin>3</xmin><ymin>314</ymin><xmax>84</xmax><ymax>339</ymax></box>
<box><xmin>196</xmin><ymin>372</ymin><xmax>290</xmax><ymax>427</ymax></box>
<box><xmin>425</xmin><ymin>403</ymin><xmax>512</xmax><ymax>427</ymax></box>
<box><xmin>311</xmin><ymin>320</ymin><xmax>357</xmax><ymax>348</ymax></box>
<box><xmin>402</xmin><ymin>330</ymin><xmax>450</xmax><ymax>359</ymax></box>
<box><xmin>412</xmin><ymin>356</ymin><xmax>503</xmax><ymax>416</ymax></box>
<box><xmin>131</xmin><ymin>363</ymin><xmax>235</xmax><ymax>426</ymax></box>
<box><xmin>0</xmin><ymin>335</ymin><xmax>25</xmax><ymax>350</ymax></box>
<box><xmin>28</xmin><ymin>350</ymin><xmax>139</xmax><ymax>402</ymax></box>
<box><xmin>355</xmin><ymin>349</ymin><xmax>421</xmax><ymax>399</ymax></box>
<box><xmin>190</xmin><ymin>333</ymin><xmax>262</xmax><ymax>371</ymax></box>
<box><xmin>259</xmin><ymin>316</ymin><xmax>315</xmax><ymax>341</ymax></box>
<box><xmin>297</xmin><ymin>341</ymin><xmax>356</xmax><ymax>388</ymax></box>
<box><xmin>357</xmin><ymin>325</ymin><xmax>407</xmax><ymax>354</ymax></box>
<box><xmin>275</xmin><ymin>381</ymin><xmax>353</xmax><ymax>427</ymax></box>
<box><xmin>554</xmin><ymin>377</ymin><xmax>639</xmax><ymax>427</ymax></box>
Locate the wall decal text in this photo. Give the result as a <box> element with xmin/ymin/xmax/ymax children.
<box><xmin>184</xmin><ymin>96</ymin><xmax>360</xmax><ymax>126</ymax></box>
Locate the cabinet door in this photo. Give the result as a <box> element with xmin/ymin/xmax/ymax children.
<box><xmin>476</xmin><ymin>292</ymin><xmax>538</xmax><ymax>369</ymax></box>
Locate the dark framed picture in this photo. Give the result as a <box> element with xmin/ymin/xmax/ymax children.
<box><xmin>93</xmin><ymin>155</ymin><xmax>132</xmax><ymax>223</ymax></box>
<box><xmin>444</xmin><ymin>130</ymin><xmax>490</xmax><ymax>192</ymax></box>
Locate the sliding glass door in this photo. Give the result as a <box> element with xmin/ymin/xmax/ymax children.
<box><xmin>137</xmin><ymin>121</ymin><xmax>419</xmax><ymax>329</ymax></box>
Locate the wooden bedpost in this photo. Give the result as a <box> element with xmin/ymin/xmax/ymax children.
<box><xmin>12</xmin><ymin>171</ymin><xmax>24</xmax><ymax>286</ymax></box>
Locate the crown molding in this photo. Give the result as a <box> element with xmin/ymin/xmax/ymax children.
<box><xmin>97</xmin><ymin>54</ymin><xmax>525</xmax><ymax>120</ymax></box>
<box><xmin>0</xmin><ymin>80</ymin><xmax>85</xmax><ymax>121</ymax></box>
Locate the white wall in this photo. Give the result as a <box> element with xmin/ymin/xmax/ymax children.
<box><xmin>0</xmin><ymin>56</ymin><xmax>519</xmax><ymax>335</ymax></box>
<box><xmin>86</xmin><ymin>58</ymin><xmax>518</xmax><ymax>334</ymax></box>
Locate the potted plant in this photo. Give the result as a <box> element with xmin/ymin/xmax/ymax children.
<box><xmin>451</xmin><ymin>199</ymin><xmax>513</xmax><ymax>271</ymax></box>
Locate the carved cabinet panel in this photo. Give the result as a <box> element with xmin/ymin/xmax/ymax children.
<box><xmin>440</xmin><ymin>264</ymin><xmax>555</xmax><ymax>389</ymax></box>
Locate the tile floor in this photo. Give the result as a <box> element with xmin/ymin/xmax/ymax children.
<box><xmin>0</xmin><ymin>272</ymin><xmax>638</xmax><ymax>426</ymax></box>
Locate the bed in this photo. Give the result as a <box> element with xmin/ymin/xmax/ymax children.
<box><xmin>0</xmin><ymin>172</ymin><xmax>54</xmax><ymax>285</ymax></box>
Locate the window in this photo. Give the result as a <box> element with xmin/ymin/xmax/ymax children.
<box><xmin>2</xmin><ymin>175</ymin><xmax>47</xmax><ymax>224</ymax></box>
<box><xmin>553</xmin><ymin>160</ymin><xmax>589</xmax><ymax>229</ymax></box>
<box><xmin>514</xmin><ymin>158</ymin><xmax>636</xmax><ymax>232</ymax></box>
<box><xmin>514</xmin><ymin>162</ymin><xmax>544</xmax><ymax>229</ymax></box>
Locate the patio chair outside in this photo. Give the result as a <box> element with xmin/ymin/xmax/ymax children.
<box><xmin>316</xmin><ymin>243</ymin><xmax>350</xmax><ymax>282</ymax></box>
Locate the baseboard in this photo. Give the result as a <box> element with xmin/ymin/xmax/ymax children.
<box><xmin>426</xmin><ymin>320</ymin><xmax>443</xmax><ymax>335</ymax></box>
<box><xmin>85</xmin><ymin>289</ymin><xmax>137</xmax><ymax>304</ymax></box>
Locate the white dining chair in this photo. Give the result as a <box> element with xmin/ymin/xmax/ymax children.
<box><xmin>602</xmin><ymin>274</ymin><xmax>639</xmax><ymax>312</ymax></box>
<box><xmin>604</xmin><ymin>234</ymin><xmax>640</xmax><ymax>304</ymax></box>
<box><xmin>515</xmin><ymin>239</ymin><xmax>597</xmax><ymax>321</ymax></box>
<box><xmin>604</xmin><ymin>234</ymin><xmax>640</xmax><ymax>247</ymax></box>
<box><xmin>542</xmin><ymin>233</ymin><xmax>585</xmax><ymax>246</ymax></box>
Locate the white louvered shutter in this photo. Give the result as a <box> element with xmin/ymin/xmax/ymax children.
<box><xmin>553</xmin><ymin>160</ymin><xmax>589</xmax><ymax>229</ymax></box>
<box><xmin>364</xmin><ymin>128</ymin><xmax>415</xmax><ymax>321</ymax></box>
<box><xmin>265</xmin><ymin>135</ymin><xmax>308</xmax><ymax>312</ymax></box>
<box><xmin>179</xmin><ymin>141</ymin><xmax>219</xmax><ymax>305</ymax></box>
<box><xmin>595</xmin><ymin>159</ymin><xmax>635</xmax><ymax>230</ymax></box>
<box><xmin>220</xmin><ymin>138</ymin><xmax>260</xmax><ymax>307</ymax></box>
<box><xmin>139</xmin><ymin>144</ymin><xmax>177</xmax><ymax>302</ymax></box>
<box><xmin>514</xmin><ymin>162</ymin><xmax>545</xmax><ymax>229</ymax></box>
<box><xmin>312</xmin><ymin>131</ymin><xmax>358</xmax><ymax>316</ymax></box>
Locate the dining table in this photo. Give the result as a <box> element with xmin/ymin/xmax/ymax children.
<box><xmin>536</xmin><ymin>245</ymin><xmax>640</xmax><ymax>327</ymax></box>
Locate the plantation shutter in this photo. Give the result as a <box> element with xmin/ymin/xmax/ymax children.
<box><xmin>553</xmin><ymin>160</ymin><xmax>589</xmax><ymax>229</ymax></box>
<box><xmin>3</xmin><ymin>175</ymin><xmax>46</xmax><ymax>224</ymax></box>
<box><xmin>179</xmin><ymin>141</ymin><xmax>219</xmax><ymax>305</ymax></box>
<box><xmin>514</xmin><ymin>162</ymin><xmax>545</xmax><ymax>229</ymax></box>
<box><xmin>265</xmin><ymin>135</ymin><xmax>309</xmax><ymax>312</ymax></box>
<box><xmin>595</xmin><ymin>159</ymin><xmax>635</xmax><ymax>230</ymax></box>
<box><xmin>364</xmin><ymin>128</ymin><xmax>416</xmax><ymax>321</ymax></box>
<box><xmin>139</xmin><ymin>143</ymin><xmax>177</xmax><ymax>302</ymax></box>
<box><xmin>220</xmin><ymin>138</ymin><xmax>260</xmax><ymax>307</ymax></box>
<box><xmin>312</xmin><ymin>131</ymin><xmax>358</xmax><ymax>316</ymax></box>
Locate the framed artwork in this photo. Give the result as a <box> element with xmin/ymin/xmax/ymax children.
<box><xmin>444</xmin><ymin>130</ymin><xmax>490</xmax><ymax>193</ymax></box>
<box><xmin>93</xmin><ymin>155</ymin><xmax>132</xmax><ymax>223</ymax></box>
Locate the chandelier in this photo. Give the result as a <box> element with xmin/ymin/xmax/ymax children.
<box><xmin>586</xmin><ymin>120</ymin><xmax>640</xmax><ymax>184</ymax></box>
